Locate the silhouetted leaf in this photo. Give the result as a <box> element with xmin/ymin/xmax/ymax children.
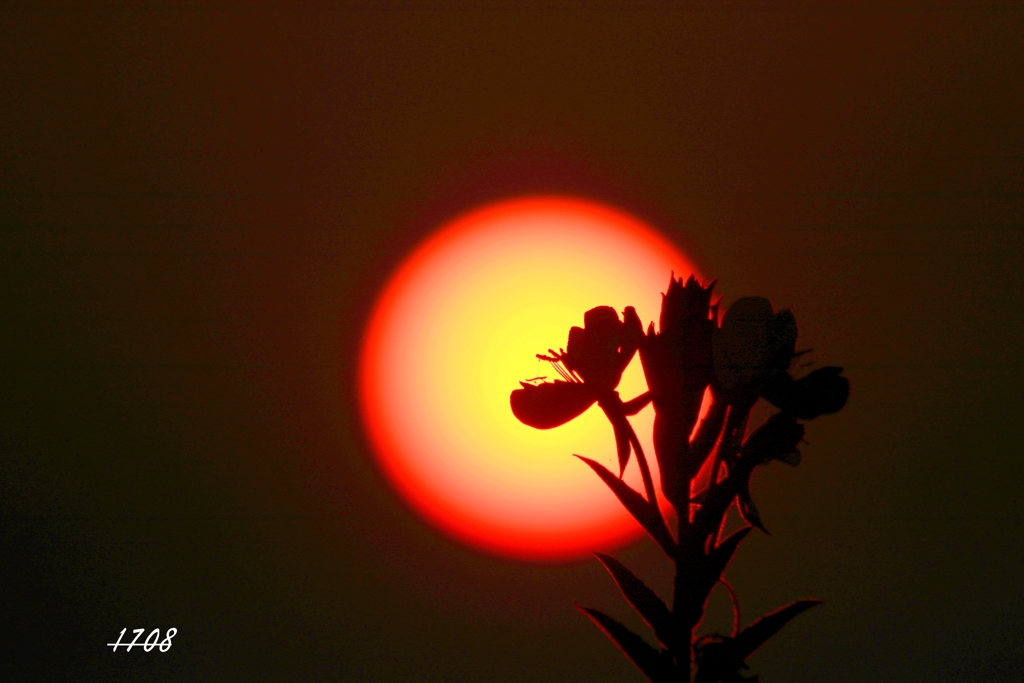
<box><xmin>706</xmin><ymin>527</ymin><xmax>753</xmax><ymax>589</ymax></box>
<box><xmin>601</xmin><ymin>404</ymin><xmax>634</xmax><ymax>476</ymax></box>
<box><xmin>690</xmin><ymin>394</ymin><xmax>727</xmax><ymax>462</ymax></box>
<box><xmin>621</xmin><ymin>391</ymin><xmax>653</xmax><ymax>416</ymax></box>
<box><xmin>576</xmin><ymin>456</ymin><xmax>676</xmax><ymax>555</ymax></box>
<box><xmin>594</xmin><ymin>553</ymin><xmax>676</xmax><ymax>648</ymax></box>
<box><xmin>734</xmin><ymin>599</ymin><xmax>822</xmax><ymax>661</ymax></box>
<box><xmin>577</xmin><ymin>606</ymin><xmax>675</xmax><ymax>683</ymax></box>
<box><xmin>737</xmin><ymin>487</ymin><xmax>768</xmax><ymax>534</ymax></box>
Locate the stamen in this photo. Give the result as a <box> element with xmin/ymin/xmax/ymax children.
<box><xmin>550</xmin><ymin>361</ymin><xmax>575</xmax><ymax>383</ymax></box>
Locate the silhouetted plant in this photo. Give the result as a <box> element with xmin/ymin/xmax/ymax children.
<box><xmin>510</xmin><ymin>275</ymin><xmax>848</xmax><ymax>683</ymax></box>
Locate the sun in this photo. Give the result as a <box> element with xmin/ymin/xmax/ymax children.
<box><xmin>358</xmin><ymin>196</ymin><xmax>700</xmax><ymax>562</ymax></box>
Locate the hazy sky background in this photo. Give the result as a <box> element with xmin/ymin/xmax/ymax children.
<box><xmin>2</xmin><ymin>2</ymin><xmax>1022</xmax><ymax>681</ymax></box>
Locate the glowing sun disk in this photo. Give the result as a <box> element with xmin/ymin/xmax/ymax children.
<box><xmin>358</xmin><ymin>196</ymin><xmax>700</xmax><ymax>561</ymax></box>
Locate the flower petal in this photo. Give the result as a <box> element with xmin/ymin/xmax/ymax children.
<box><xmin>564</xmin><ymin>306</ymin><xmax>633</xmax><ymax>392</ymax></box>
<box><xmin>563</xmin><ymin>326</ymin><xmax>587</xmax><ymax>374</ymax></box>
<box><xmin>770</xmin><ymin>308</ymin><xmax>798</xmax><ymax>369</ymax></box>
<box><xmin>741</xmin><ymin>412</ymin><xmax>805</xmax><ymax>466</ymax></box>
<box><xmin>760</xmin><ymin>366</ymin><xmax>849</xmax><ymax>419</ymax></box>
<box><xmin>614</xmin><ymin>306</ymin><xmax>644</xmax><ymax>377</ymax></box>
<box><xmin>510</xmin><ymin>381</ymin><xmax>598</xmax><ymax>429</ymax></box>
<box><xmin>713</xmin><ymin>297</ymin><xmax>776</xmax><ymax>390</ymax></box>
<box><xmin>713</xmin><ymin>297</ymin><xmax>798</xmax><ymax>394</ymax></box>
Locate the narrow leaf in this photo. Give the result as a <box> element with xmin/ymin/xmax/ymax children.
<box><xmin>576</xmin><ymin>455</ymin><xmax>676</xmax><ymax>555</ymax></box>
<box><xmin>706</xmin><ymin>527</ymin><xmax>753</xmax><ymax>589</ymax></box>
<box><xmin>606</xmin><ymin>407</ymin><xmax>633</xmax><ymax>476</ymax></box>
<box><xmin>737</xmin><ymin>485</ymin><xmax>768</xmax><ymax>534</ymax></box>
<box><xmin>622</xmin><ymin>391</ymin><xmax>652</xmax><ymax>416</ymax></box>
<box><xmin>577</xmin><ymin>606</ymin><xmax>675</xmax><ymax>683</ymax></box>
<box><xmin>690</xmin><ymin>393</ymin><xmax>726</xmax><ymax>462</ymax></box>
<box><xmin>735</xmin><ymin>599</ymin><xmax>822</xmax><ymax>660</ymax></box>
<box><xmin>594</xmin><ymin>553</ymin><xmax>676</xmax><ymax>648</ymax></box>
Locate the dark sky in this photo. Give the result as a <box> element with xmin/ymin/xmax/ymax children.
<box><xmin>2</xmin><ymin>2</ymin><xmax>1022</xmax><ymax>681</ymax></box>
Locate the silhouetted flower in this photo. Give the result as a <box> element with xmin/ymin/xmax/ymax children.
<box><xmin>511</xmin><ymin>305</ymin><xmax>642</xmax><ymax>426</ymax></box>
<box><xmin>506</xmin><ymin>274</ymin><xmax>845</xmax><ymax>683</ymax></box>
<box><xmin>511</xmin><ymin>306</ymin><xmax>645</xmax><ymax>474</ymax></box>
<box><xmin>712</xmin><ymin>296</ymin><xmax>849</xmax><ymax>422</ymax></box>
<box><xmin>712</xmin><ymin>296</ymin><xmax>797</xmax><ymax>403</ymax></box>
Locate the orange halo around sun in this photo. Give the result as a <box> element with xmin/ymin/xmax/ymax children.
<box><xmin>358</xmin><ymin>196</ymin><xmax>701</xmax><ymax>562</ymax></box>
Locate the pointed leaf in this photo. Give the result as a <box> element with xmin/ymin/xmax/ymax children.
<box><xmin>706</xmin><ymin>527</ymin><xmax>753</xmax><ymax>589</ymax></box>
<box><xmin>690</xmin><ymin>394</ymin><xmax>727</xmax><ymax>462</ymax></box>
<box><xmin>594</xmin><ymin>553</ymin><xmax>676</xmax><ymax>648</ymax></box>
<box><xmin>605</xmin><ymin>406</ymin><xmax>633</xmax><ymax>476</ymax></box>
<box><xmin>575</xmin><ymin>456</ymin><xmax>676</xmax><ymax>555</ymax></box>
<box><xmin>577</xmin><ymin>606</ymin><xmax>675</xmax><ymax>683</ymax></box>
<box><xmin>621</xmin><ymin>391</ymin><xmax>653</xmax><ymax>416</ymax></box>
<box><xmin>737</xmin><ymin>486</ymin><xmax>768</xmax><ymax>534</ymax></box>
<box><xmin>735</xmin><ymin>599</ymin><xmax>822</xmax><ymax>661</ymax></box>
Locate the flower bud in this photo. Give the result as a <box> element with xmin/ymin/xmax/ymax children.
<box><xmin>741</xmin><ymin>412</ymin><xmax>805</xmax><ymax>467</ymax></box>
<box><xmin>640</xmin><ymin>275</ymin><xmax>717</xmax><ymax>407</ymax></box>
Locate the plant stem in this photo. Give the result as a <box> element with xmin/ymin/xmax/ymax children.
<box><xmin>673</xmin><ymin>544</ymin><xmax>696</xmax><ymax>682</ymax></box>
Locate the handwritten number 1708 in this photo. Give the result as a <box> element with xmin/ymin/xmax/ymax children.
<box><xmin>108</xmin><ymin>628</ymin><xmax>177</xmax><ymax>652</ymax></box>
